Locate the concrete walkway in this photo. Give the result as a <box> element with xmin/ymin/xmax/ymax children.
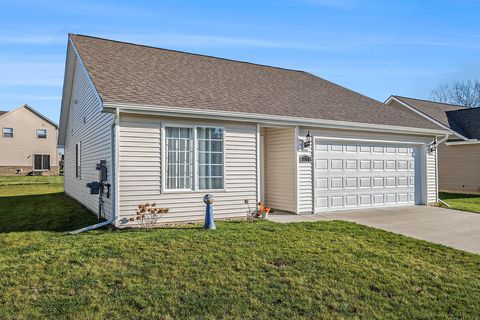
<box><xmin>268</xmin><ymin>206</ymin><xmax>480</xmax><ymax>254</ymax></box>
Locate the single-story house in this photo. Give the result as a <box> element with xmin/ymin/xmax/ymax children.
<box><xmin>386</xmin><ymin>96</ymin><xmax>480</xmax><ymax>194</ymax></box>
<box><xmin>59</xmin><ymin>34</ymin><xmax>447</xmax><ymax>226</ymax></box>
<box><xmin>0</xmin><ymin>104</ymin><xmax>59</xmax><ymax>175</ymax></box>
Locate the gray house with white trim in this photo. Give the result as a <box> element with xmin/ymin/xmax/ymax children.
<box><xmin>59</xmin><ymin>34</ymin><xmax>447</xmax><ymax>226</ymax></box>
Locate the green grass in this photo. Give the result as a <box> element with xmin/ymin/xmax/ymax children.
<box><xmin>1</xmin><ymin>178</ymin><xmax>480</xmax><ymax>319</ymax></box>
<box><xmin>0</xmin><ymin>175</ymin><xmax>63</xmax><ymax>186</ymax></box>
<box><xmin>0</xmin><ymin>177</ymin><xmax>97</xmax><ymax>232</ymax></box>
<box><xmin>440</xmin><ymin>192</ymin><xmax>480</xmax><ymax>214</ymax></box>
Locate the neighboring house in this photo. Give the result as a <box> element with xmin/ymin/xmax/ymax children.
<box><xmin>59</xmin><ymin>34</ymin><xmax>447</xmax><ymax>227</ymax></box>
<box><xmin>0</xmin><ymin>104</ymin><xmax>59</xmax><ymax>176</ymax></box>
<box><xmin>386</xmin><ymin>96</ymin><xmax>480</xmax><ymax>194</ymax></box>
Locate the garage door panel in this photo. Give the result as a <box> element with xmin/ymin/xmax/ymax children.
<box><xmin>314</xmin><ymin>139</ymin><xmax>418</xmax><ymax>212</ymax></box>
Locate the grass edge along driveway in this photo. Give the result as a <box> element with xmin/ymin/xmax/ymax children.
<box><xmin>440</xmin><ymin>192</ymin><xmax>480</xmax><ymax>214</ymax></box>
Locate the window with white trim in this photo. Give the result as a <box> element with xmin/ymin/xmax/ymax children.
<box><xmin>3</xmin><ymin>128</ymin><xmax>13</xmax><ymax>138</ymax></box>
<box><xmin>37</xmin><ymin>129</ymin><xmax>47</xmax><ymax>139</ymax></box>
<box><xmin>165</xmin><ymin>127</ymin><xmax>193</xmax><ymax>190</ymax></box>
<box><xmin>197</xmin><ymin>127</ymin><xmax>224</xmax><ymax>189</ymax></box>
<box><xmin>34</xmin><ymin>154</ymin><xmax>50</xmax><ymax>171</ymax></box>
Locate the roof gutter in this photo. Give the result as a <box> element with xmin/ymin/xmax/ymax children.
<box><xmin>103</xmin><ymin>102</ymin><xmax>448</xmax><ymax>136</ymax></box>
<box><xmin>445</xmin><ymin>139</ymin><xmax>480</xmax><ymax>146</ymax></box>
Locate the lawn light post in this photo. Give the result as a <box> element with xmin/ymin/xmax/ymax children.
<box><xmin>203</xmin><ymin>194</ymin><xmax>216</xmax><ymax>230</ymax></box>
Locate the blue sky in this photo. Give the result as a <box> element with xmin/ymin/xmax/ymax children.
<box><xmin>1</xmin><ymin>0</ymin><xmax>479</xmax><ymax>123</ymax></box>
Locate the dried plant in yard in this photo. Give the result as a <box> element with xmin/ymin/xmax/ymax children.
<box><xmin>130</xmin><ymin>203</ymin><xmax>169</xmax><ymax>230</ymax></box>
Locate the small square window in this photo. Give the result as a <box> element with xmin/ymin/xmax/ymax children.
<box><xmin>37</xmin><ymin>129</ymin><xmax>47</xmax><ymax>139</ymax></box>
<box><xmin>3</xmin><ymin>128</ymin><xmax>13</xmax><ymax>138</ymax></box>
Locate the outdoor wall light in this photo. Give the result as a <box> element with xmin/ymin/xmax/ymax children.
<box><xmin>303</xmin><ymin>131</ymin><xmax>312</xmax><ymax>149</ymax></box>
<box><xmin>427</xmin><ymin>140</ymin><xmax>437</xmax><ymax>154</ymax></box>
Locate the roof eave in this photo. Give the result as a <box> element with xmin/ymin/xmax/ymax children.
<box><xmin>385</xmin><ymin>95</ymin><xmax>470</xmax><ymax>141</ymax></box>
<box><xmin>103</xmin><ymin>101</ymin><xmax>449</xmax><ymax>137</ymax></box>
<box><xmin>58</xmin><ymin>35</ymin><xmax>104</xmax><ymax>146</ymax></box>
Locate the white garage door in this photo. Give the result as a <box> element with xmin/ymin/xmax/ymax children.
<box><xmin>314</xmin><ymin>139</ymin><xmax>418</xmax><ymax>212</ymax></box>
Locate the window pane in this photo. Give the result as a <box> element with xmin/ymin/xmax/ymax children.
<box><xmin>34</xmin><ymin>155</ymin><xmax>42</xmax><ymax>170</ymax></box>
<box><xmin>211</xmin><ymin>165</ymin><xmax>223</xmax><ymax>176</ymax></box>
<box><xmin>167</xmin><ymin>177</ymin><xmax>177</xmax><ymax>189</ymax></box>
<box><xmin>211</xmin><ymin>153</ymin><xmax>223</xmax><ymax>164</ymax></box>
<box><xmin>3</xmin><ymin>128</ymin><xmax>13</xmax><ymax>138</ymax></box>
<box><xmin>166</xmin><ymin>127</ymin><xmax>179</xmax><ymax>138</ymax></box>
<box><xmin>198</xmin><ymin>140</ymin><xmax>210</xmax><ymax>151</ymax></box>
<box><xmin>211</xmin><ymin>178</ymin><xmax>223</xmax><ymax>189</ymax></box>
<box><xmin>199</xmin><ymin>178</ymin><xmax>206</xmax><ymax>190</ymax></box>
<box><xmin>165</xmin><ymin>127</ymin><xmax>193</xmax><ymax>190</ymax></box>
<box><xmin>198</xmin><ymin>152</ymin><xmax>208</xmax><ymax>163</ymax></box>
<box><xmin>198</xmin><ymin>164</ymin><xmax>210</xmax><ymax>177</ymax></box>
<box><xmin>197</xmin><ymin>127</ymin><xmax>206</xmax><ymax>139</ymax></box>
<box><xmin>180</xmin><ymin>128</ymin><xmax>190</xmax><ymax>138</ymax></box>
<box><xmin>197</xmin><ymin>127</ymin><xmax>224</xmax><ymax>190</ymax></box>
<box><xmin>211</xmin><ymin>128</ymin><xmax>223</xmax><ymax>139</ymax></box>
<box><xmin>37</xmin><ymin>129</ymin><xmax>47</xmax><ymax>139</ymax></box>
<box><xmin>211</xmin><ymin>141</ymin><xmax>222</xmax><ymax>152</ymax></box>
<box><xmin>42</xmin><ymin>155</ymin><xmax>50</xmax><ymax>170</ymax></box>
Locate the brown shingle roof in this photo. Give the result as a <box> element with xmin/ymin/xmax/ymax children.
<box><xmin>446</xmin><ymin>107</ymin><xmax>480</xmax><ymax>140</ymax></box>
<box><xmin>70</xmin><ymin>34</ymin><xmax>441</xmax><ymax>130</ymax></box>
<box><xmin>393</xmin><ymin>96</ymin><xmax>466</xmax><ymax>128</ymax></box>
<box><xmin>393</xmin><ymin>96</ymin><xmax>480</xmax><ymax>139</ymax></box>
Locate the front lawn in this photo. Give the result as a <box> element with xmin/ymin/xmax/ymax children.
<box><xmin>0</xmin><ymin>177</ymin><xmax>97</xmax><ymax>232</ymax></box>
<box><xmin>1</xmin><ymin>178</ymin><xmax>480</xmax><ymax>319</ymax></box>
<box><xmin>440</xmin><ymin>192</ymin><xmax>480</xmax><ymax>214</ymax></box>
<box><xmin>0</xmin><ymin>175</ymin><xmax>63</xmax><ymax>186</ymax></box>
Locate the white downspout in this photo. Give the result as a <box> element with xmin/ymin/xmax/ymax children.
<box><xmin>69</xmin><ymin>108</ymin><xmax>120</xmax><ymax>234</ymax></box>
<box><xmin>434</xmin><ymin>133</ymin><xmax>449</xmax><ymax>204</ymax></box>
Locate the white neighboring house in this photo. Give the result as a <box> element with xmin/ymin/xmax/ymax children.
<box><xmin>58</xmin><ymin>34</ymin><xmax>447</xmax><ymax>226</ymax></box>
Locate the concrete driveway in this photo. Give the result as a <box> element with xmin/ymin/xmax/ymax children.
<box><xmin>268</xmin><ymin>206</ymin><xmax>480</xmax><ymax>254</ymax></box>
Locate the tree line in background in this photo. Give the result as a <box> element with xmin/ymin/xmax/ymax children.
<box><xmin>431</xmin><ymin>79</ymin><xmax>480</xmax><ymax>108</ymax></box>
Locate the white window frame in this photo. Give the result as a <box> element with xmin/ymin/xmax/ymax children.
<box><xmin>33</xmin><ymin>153</ymin><xmax>51</xmax><ymax>171</ymax></box>
<box><xmin>2</xmin><ymin>127</ymin><xmax>13</xmax><ymax>138</ymax></box>
<box><xmin>163</xmin><ymin>125</ymin><xmax>195</xmax><ymax>192</ymax></box>
<box><xmin>36</xmin><ymin>128</ymin><xmax>47</xmax><ymax>139</ymax></box>
<box><xmin>161</xmin><ymin>123</ymin><xmax>226</xmax><ymax>193</ymax></box>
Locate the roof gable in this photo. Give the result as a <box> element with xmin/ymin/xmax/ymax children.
<box><xmin>0</xmin><ymin>104</ymin><xmax>58</xmax><ymax>129</ymax></box>
<box><xmin>391</xmin><ymin>96</ymin><xmax>479</xmax><ymax>140</ymax></box>
<box><xmin>69</xmin><ymin>34</ymin><xmax>441</xmax><ymax>131</ymax></box>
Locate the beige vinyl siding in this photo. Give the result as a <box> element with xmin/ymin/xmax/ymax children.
<box><xmin>298</xmin><ymin>158</ymin><xmax>313</xmax><ymax>213</ymax></box>
<box><xmin>117</xmin><ymin>114</ymin><xmax>257</xmax><ymax>225</ymax></box>
<box><xmin>438</xmin><ymin>143</ymin><xmax>480</xmax><ymax>193</ymax></box>
<box><xmin>0</xmin><ymin>106</ymin><xmax>58</xmax><ymax>168</ymax></box>
<box><xmin>426</xmin><ymin>149</ymin><xmax>437</xmax><ymax>203</ymax></box>
<box><xmin>264</xmin><ymin>127</ymin><xmax>296</xmax><ymax>213</ymax></box>
<box><xmin>63</xmin><ymin>52</ymin><xmax>114</xmax><ymax>219</ymax></box>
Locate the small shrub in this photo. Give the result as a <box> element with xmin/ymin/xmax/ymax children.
<box><xmin>130</xmin><ymin>203</ymin><xmax>169</xmax><ymax>230</ymax></box>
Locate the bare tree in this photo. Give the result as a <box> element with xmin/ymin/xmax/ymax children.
<box><xmin>431</xmin><ymin>79</ymin><xmax>480</xmax><ymax>108</ymax></box>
